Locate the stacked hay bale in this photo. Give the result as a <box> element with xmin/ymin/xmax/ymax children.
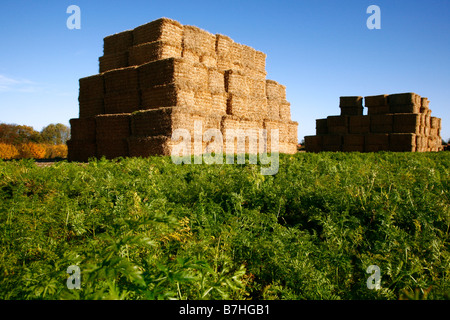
<box><xmin>68</xmin><ymin>17</ymin><xmax>298</xmax><ymax>161</ymax></box>
<box><xmin>305</xmin><ymin>93</ymin><xmax>443</xmax><ymax>153</ymax></box>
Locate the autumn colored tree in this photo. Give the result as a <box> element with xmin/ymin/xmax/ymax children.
<box><xmin>18</xmin><ymin>142</ymin><xmax>47</xmax><ymax>159</ymax></box>
<box><xmin>0</xmin><ymin>123</ymin><xmax>42</xmax><ymax>144</ymax></box>
<box><xmin>0</xmin><ymin>143</ymin><xmax>19</xmax><ymax>159</ymax></box>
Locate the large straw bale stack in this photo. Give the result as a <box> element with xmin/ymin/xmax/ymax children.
<box><xmin>103</xmin><ymin>30</ymin><xmax>134</xmax><ymax>56</ymax></box>
<box><xmin>99</xmin><ymin>52</ymin><xmax>129</xmax><ymax>73</ymax></box>
<box><xmin>133</xmin><ymin>18</ymin><xmax>183</xmax><ymax>47</ymax></box>
<box><xmin>128</xmin><ymin>40</ymin><xmax>182</xmax><ymax>66</ymax></box>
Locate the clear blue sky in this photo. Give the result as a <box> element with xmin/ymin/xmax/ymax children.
<box><xmin>1</xmin><ymin>0</ymin><xmax>449</xmax><ymax>141</ymax></box>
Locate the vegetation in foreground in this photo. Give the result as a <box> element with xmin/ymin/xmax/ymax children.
<box><xmin>0</xmin><ymin>152</ymin><xmax>449</xmax><ymax>300</ymax></box>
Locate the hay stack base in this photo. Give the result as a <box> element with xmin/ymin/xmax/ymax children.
<box><xmin>68</xmin><ymin>17</ymin><xmax>298</xmax><ymax>161</ymax></box>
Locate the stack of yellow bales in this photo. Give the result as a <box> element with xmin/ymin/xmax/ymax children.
<box><xmin>68</xmin><ymin>17</ymin><xmax>298</xmax><ymax>161</ymax></box>
<box><xmin>305</xmin><ymin>93</ymin><xmax>443</xmax><ymax>153</ymax></box>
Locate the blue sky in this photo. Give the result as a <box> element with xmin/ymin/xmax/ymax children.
<box><xmin>0</xmin><ymin>0</ymin><xmax>449</xmax><ymax>141</ymax></box>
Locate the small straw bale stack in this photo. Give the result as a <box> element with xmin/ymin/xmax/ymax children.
<box><xmin>79</xmin><ymin>74</ymin><xmax>105</xmax><ymax>118</ymax></box>
<box><xmin>305</xmin><ymin>93</ymin><xmax>442</xmax><ymax>153</ymax></box>
<box><xmin>95</xmin><ymin>114</ymin><xmax>131</xmax><ymax>159</ymax></box>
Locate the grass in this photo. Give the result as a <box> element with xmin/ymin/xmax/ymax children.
<box><xmin>0</xmin><ymin>152</ymin><xmax>449</xmax><ymax>299</ymax></box>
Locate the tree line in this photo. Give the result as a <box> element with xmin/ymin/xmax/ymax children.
<box><xmin>0</xmin><ymin>123</ymin><xmax>70</xmax><ymax>159</ymax></box>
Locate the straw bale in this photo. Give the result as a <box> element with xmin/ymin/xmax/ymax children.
<box><xmin>131</xmin><ymin>108</ymin><xmax>173</xmax><ymax>137</ymax></box>
<box><xmin>389</xmin><ymin>133</ymin><xmax>416</xmax><ymax>152</ymax></box>
<box><xmin>416</xmin><ymin>135</ymin><xmax>428</xmax><ymax>152</ymax></box>
<box><xmin>215</xmin><ymin>34</ymin><xmax>233</xmax><ymax>60</ymax></box>
<box><xmin>287</xmin><ymin>121</ymin><xmax>298</xmax><ymax>144</ymax></box>
<box><xmin>266</xmin><ymin>99</ymin><xmax>280</xmax><ymax>121</ymax></box>
<box><xmin>79</xmin><ymin>98</ymin><xmax>104</xmax><ymax>118</ymax></box>
<box><xmin>138</xmin><ymin>57</ymin><xmax>208</xmax><ymax>91</ymax></box>
<box><xmin>95</xmin><ymin>114</ymin><xmax>131</xmax><ymax>140</ymax></box>
<box><xmin>327</xmin><ymin>116</ymin><xmax>348</xmax><ymax>134</ymax></box>
<box><xmin>128</xmin><ymin>135</ymin><xmax>173</xmax><ymax>157</ymax></box>
<box><xmin>421</xmin><ymin>97</ymin><xmax>429</xmax><ymax>109</ymax></box>
<box><xmin>430</xmin><ymin>117</ymin><xmax>440</xmax><ymax>128</ymax></box>
<box><xmin>364</xmin><ymin>94</ymin><xmax>388</xmax><ymax>107</ymax></box>
<box><xmin>211</xmin><ymin>92</ymin><xmax>228</xmax><ymax>115</ymax></box>
<box><xmin>370</xmin><ymin>114</ymin><xmax>393</xmax><ymax>133</ymax></box>
<box><xmin>343</xmin><ymin>144</ymin><xmax>364</xmax><ymax>152</ymax></box>
<box><xmin>367</xmin><ymin>105</ymin><xmax>390</xmax><ymax>115</ymax></box>
<box><xmin>141</xmin><ymin>84</ymin><xmax>195</xmax><ymax>108</ymax></box>
<box><xmin>393</xmin><ymin>113</ymin><xmax>420</xmax><ymax>134</ymax></box>
<box><xmin>133</xmin><ymin>18</ymin><xmax>183</xmax><ymax>46</ymax></box>
<box><xmin>79</xmin><ymin>74</ymin><xmax>104</xmax><ymax>100</ymax></box>
<box><xmin>279</xmin><ymin>101</ymin><xmax>291</xmax><ymax>121</ymax></box>
<box><xmin>99</xmin><ymin>52</ymin><xmax>128</xmax><ymax>73</ymax></box>
<box><xmin>103</xmin><ymin>30</ymin><xmax>133</xmax><ymax>56</ymax></box>
<box><xmin>225</xmin><ymin>70</ymin><xmax>266</xmax><ymax>97</ymax></box>
<box><xmin>69</xmin><ymin>118</ymin><xmax>96</xmax><ymax>142</ymax></box>
<box><xmin>227</xmin><ymin>93</ymin><xmax>268</xmax><ymax>120</ymax></box>
<box><xmin>104</xmin><ymin>67</ymin><xmax>139</xmax><ymax>93</ymax></box>
<box><xmin>305</xmin><ymin>135</ymin><xmax>323</xmax><ymax>153</ymax></box>
<box><xmin>344</xmin><ymin>134</ymin><xmax>365</xmax><ymax>146</ymax></box>
<box><xmin>67</xmin><ymin>139</ymin><xmax>97</xmax><ymax>162</ymax></box>
<box><xmin>365</xmin><ymin>133</ymin><xmax>389</xmax><ymax>146</ymax></box>
<box><xmin>183</xmin><ymin>25</ymin><xmax>216</xmax><ymax>59</ymax></box>
<box><xmin>96</xmin><ymin>138</ymin><xmax>129</xmax><ymax>159</ymax></box>
<box><xmin>389</xmin><ymin>104</ymin><xmax>420</xmax><ymax>114</ymax></box>
<box><xmin>323</xmin><ymin>134</ymin><xmax>342</xmax><ymax>147</ymax></box>
<box><xmin>388</xmin><ymin>93</ymin><xmax>421</xmax><ymax>107</ymax></box>
<box><xmin>128</xmin><ymin>40</ymin><xmax>182</xmax><ymax>66</ymax></box>
<box><xmin>349</xmin><ymin>115</ymin><xmax>370</xmax><ymax>134</ymax></box>
<box><xmin>266</xmin><ymin>80</ymin><xmax>286</xmax><ymax>100</ymax></box>
<box><xmin>340</xmin><ymin>106</ymin><xmax>363</xmax><ymax>116</ymax></box>
<box><xmin>207</xmin><ymin>68</ymin><xmax>225</xmax><ymax>94</ymax></box>
<box><xmin>365</xmin><ymin>144</ymin><xmax>388</xmax><ymax>152</ymax></box>
<box><xmin>340</xmin><ymin>96</ymin><xmax>363</xmax><ymax>108</ymax></box>
<box><xmin>316</xmin><ymin>119</ymin><xmax>328</xmax><ymax>135</ymax></box>
<box><xmin>104</xmin><ymin>90</ymin><xmax>140</xmax><ymax>114</ymax></box>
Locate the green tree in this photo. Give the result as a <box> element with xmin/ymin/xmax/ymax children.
<box><xmin>40</xmin><ymin>123</ymin><xmax>70</xmax><ymax>145</ymax></box>
<box><xmin>0</xmin><ymin>123</ymin><xmax>42</xmax><ymax>144</ymax></box>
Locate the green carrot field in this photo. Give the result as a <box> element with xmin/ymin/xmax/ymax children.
<box><xmin>0</xmin><ymin>152</ymin><xmax>449</xmax><ymax>300</ymax></box>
